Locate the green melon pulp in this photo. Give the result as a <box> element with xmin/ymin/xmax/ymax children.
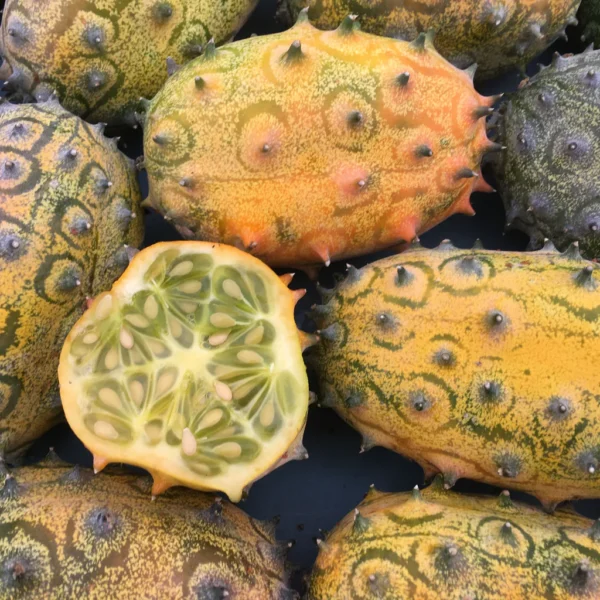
<box><xmin>66</xmin><ymin>248</ymin><xmax>304</xmax><ymax>482</ymax></box>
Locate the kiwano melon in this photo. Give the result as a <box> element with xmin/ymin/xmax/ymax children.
<box><xmin>578</xmin><ymin>0</ymin><xmax>600</xmax><ymax>46</ymax></box>
<box><xmin>0</xmin><ymin>455</ymin><xmax>297</xmax><ymax>599</ymax></box>
<box><xmin>280</xmin><ymin>0</ymin><xmax>581</xmax><ymax>80</ymax></box>
<box><xmin>143</xmin><ymin>12</ymin><xmax>497</xmax><ymax>269</ymax></box>
<box><xmin>312</xmin><ymin>240</ymin><xmax>600</xmax><ymax>508</ymax></box>
<box><xmin>58</xmin><ymin>241</ymin><xmax>314</xmax><ymax>502</ymax></box>
<box><xmin>491</xmin><ymin>49</ymin><xmax>600</xmax><ymax>259</ymax></box>
<box><xmin>0</xmin><ymin>0</ymin><xmax>258</xmax><ymax>126</ymax></box>
<box><xmin>308</xmin><ymin>478</ymin><xmax>600</xmax><ymax>600</ymax></box>
<box><xmin>0</xmin><ymin>99</ymin><xmax>142</xmax><ymax>460</ymax></box>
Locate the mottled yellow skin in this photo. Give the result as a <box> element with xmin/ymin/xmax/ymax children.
<box><xmin>59</xmin><ymin>242</ymin><xmax>312</xmax><ymax>502</ymax></box>
<box><xmin>314</xmin><ymin>241</ymin><xmax>600</xmax><ymax>507</ymax></box>
<box><xmin>0</xmin><ymin>99</ymin><xmax>143</xmax><ymax>459</ymax></box>
<box><xmin>0</xmin><ymin>457</ymin><xmax>296</xmax><ymax>599</ymax></box>
<box><xmin>144</xmin><ymin>14</ymin><xmax>493</xmax><ymax>268</ymax></box>
<box><xmin>309</xmin><ymin>480</ymin><xmax>600</xmax><ymax>600</ymax></box>
<box><xmin>0</xmin><ymin>0</ymin><xmax>258</xmax><ymax>125</ymax></box>
<box><xmin>283</xmin><ymin>0</ymin><xmax>581</xmax><ymax>79</ymax></box>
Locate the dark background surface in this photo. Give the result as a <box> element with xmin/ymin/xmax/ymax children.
<box><xmin>5</xmin><ymin>0</ymin><xmax>598</xmax><ymax>592</ymax></box>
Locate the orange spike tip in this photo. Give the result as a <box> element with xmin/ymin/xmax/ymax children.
<box><xmin>93</xmin><ymin>455</ymin><xmax>109</xmax><ymax>474</ymax></box>
<box><xmin>279</xmin><ymin>273</ymin><xmax>295</xmax><ymax>286</ymax></box>
<box><xmin>150</xmin><ymin>473</ymin><xmax>179</xmax><ymax>496</ymax></box>
<box><xmin>299</xmin><ymin>330</ymin><xmax>320</xmax><ymax>351</ymax></box>
<box><xmin>312</xmin><ymin>245</ymin><xmax>331</xmax><ymax>267</ymax></box>
<box><xmin>292</xmin><ymin>288</ymin><xmax>307</xmax><ymax>304</ymax></box>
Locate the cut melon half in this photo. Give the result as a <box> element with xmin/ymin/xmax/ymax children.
<box><xmin>59</xmin><ymin>242</ymin><xmax>314</xmax><ymax>501</ymax></box>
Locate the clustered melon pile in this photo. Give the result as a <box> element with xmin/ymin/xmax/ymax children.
<box><xmin>1</xmin><ymin>0</ymin><xmax>600</xmax><ymax>597</ymax></box>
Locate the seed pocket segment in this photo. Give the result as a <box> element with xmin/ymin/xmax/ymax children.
<box><xmin>59</xmin><ymin>242</ymin><xmax>310</xmax><ymax>501</ymax></box>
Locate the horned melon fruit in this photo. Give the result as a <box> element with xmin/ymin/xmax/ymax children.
<box><xmin>312</xmin><ymin>240</ymin><xmax>600</xmax><ymax>508</ymax></box>
<box><xmin>308</xmin><ymin>478</ymin><xmax>600</xmax><ymax>600</ymax></box>
<box><xmin>0</xmin><ymin>455</ymin><xmax>298</xmax><ymax>599</ymax></box>
<box><xmin>143</xmin><ymin>12</ymin><xmax>497</xmax><ymax>269</ymax></box>
<box><xmin>0</xmin><ymin>0</ymin><xmax>259</xmax><ymax>125</ymax></box>
<box><xmin>281</xmin><ymin>0</ymin><xmax>581</xmax><ymax>80</ymax></box>
<box><xmin>491</xmin><ymin>48</ymin><xmax>600</xmax><ymax>259</ymax></box>
<box><xmin>0</xmin><ymin>98</ymin><xmax>143</xmax><ymax>460</ymax></box>
<box><xmin>578</xmin><ymin>0</ymin><xmax>600</xmax><ymax>46</ymax></box>
<box><xmin>58</xmin><ymin>241</ymin><xmax>314</xmax><ymax>502</ymax></box>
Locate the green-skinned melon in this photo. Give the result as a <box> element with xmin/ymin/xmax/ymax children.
<box><xmin>0</xmin><ymin>0</ymin><xmax>259</xmax><ymax>125</ymax></box>
<box><xmin>0</xmin><ymin>98</ymin><xmax>143</xmax><ymax>460</ymax></box>
<box><xmin>491</xmin><ymin>49</ymin><xmax>600</xmax><ymax>259</ymax></box>
<box><xmin>578</xmin><ymin>0</ymin><xmax>600</xmax><ymax>46</ymax></box>
<box><xmin>0</xmin><ymin>455</ymin><xmax>298</xmax><ymax>599</ymax></box>
<box><xmin>308</xmin><ymin>478</ymin><xmax>600</xmax><ymax>599</ymax></box>
<box><xmin>312</xmin><ymin>240</ymin><xmax>600</xmax><ymax>509</ymax></box>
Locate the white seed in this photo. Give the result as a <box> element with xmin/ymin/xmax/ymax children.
<box><xmin>208</xmin><ymin>331</ymin><xmax>229</xmax><ymax>346</ymax></box>
<box><xmin>210</xmin><ymin>312</ymin><xmax>236</xmax><ymax>328</ymax></box>
<box><xmin>119</xmin><ymin>328</ymin><xmax>134</xmax><ymax>349</ymax></box>
<box><xmin>169</xmin><ymin>260</ymin><xmax>193</xmax><ymax>277</ymax></box>
<box><xmin>219</xmin><ymin>426</ymin><xmax>236</xmax><ymax>437</ymax></box>
<box><xmin>237</xmin><ymin>350</ymin><xmax>262</xmax><ymax>364</ymax></box>
<box><xmin>129</xmin><ymin>380</ymin><xmax>145</xmax><ymax>407</ymax></box>
<box><xmin>244</xmin><ymin>325</ymin><xmax>264</xmax><ymax>345</ymax></box>
<box><xmin>223</xmin><ymin>279</ymin><xmax>242</xmax><ymax>299</ymax></box>
<box><xmin>156</xmin><ymin>369</ymin><xmax>177</xmax><ymax>396</ymax></box>
<box><xmin>83</xmin><ymin>332</ymin><xmax>99</xmax><ymax>345</ymax></box>
<box><xmin>93</xmin><ymin>420</ymin><xmax>119</xmax><ymax>440</ymax></box>
<box><xmin>144</xmin><ymin>421</ymin><xmax>162</xmax><ymax>444</ymax></box>
<box><xmin>191</xmin><ymin>463</ymin><xmax>212</xmax><ymax>475</ymax></box>
<box><xmin>125</xmin><ymin>313</ymin><xmax>149</xmax><ymax>328</ymax></box>
<box><xmin>181</xmin><ymin>427</ymin><xmax>197</xmax><ymax>456</ymax></box>
<box><xmin>214</xmin><ymin>381</ymin><xmax>233</xmax><ymax>402</ymax></box>
<box><xmin>178</xmin><ymin>301</ymin><xmax>197</xmax><ymax>314</ymax></box>
<box><xmin>198</xmin><ymin>409</ymin><xmax>223</xmax><ymax>430</ymax></box>
<box><xmin>98</xmin><ymin>387</ymin><xmax>121</xmax><ymax>410</ymax></box>
<box><xmin>104</xmin><ymin>348</ymin><xmax>119</xmax><ymax>370</ymax></box>
<box><xmin>95</xmin><ymin>294</ymin><xmax>113</xmax><ymax>320</ymax></box>
<box><xmin>147</xmin><ymin>339</ymin><xmax>168</xmax><ymax>356</ymax></box>
<box><xmin>177</xmin><ymin>280</ymin><xmax>203</xmax><ymax>294</ymax></box>
<box><xmin>144</xmin><ymin>295</ymin><xmax>159</xmax><ymax>319</ymax></box>
<box><xmin>213</xmin><ymin>442</ymin><xmax>242</xmax><ymax>459</ymax></box>
<box><xmin>169</xmin><ymin>316</ymin><xmax>183</xmax><ymax>338</ymax></box>
<box><xmin>260</xmin><ymin>402</ymin><xmax>275</xmax><ymax>427</ymax></box>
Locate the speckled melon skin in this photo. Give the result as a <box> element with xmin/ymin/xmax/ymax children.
<box><xmin>312</xmin><ymin>241</ymin><xmax>600</xmax><ymax>509</ymax></box>
<box><xmin>308</xmin><ymin>479</ymin><xmax>600</xmax><ymax>600</ymax></box>
<box><xmin>0</xmin><ymin>456</ymin><xmax>297</xmax><ymax>599</ymax></box>
<box><xmin>0</xmin><ymin>99</ymin><xmax>143</xmax><ymax>459</ymax></box>
<box><xmin>0</xmin><ymin>0</ymin><xmax>259</xmax><ymax>126</ymax></box>
<box><xmin>143</xmin><ymin>13</ymin><xmax>495</xmax><ymax>269</ymax></box>
<box><xmin>281</xmin><ymin>0</ymin><xmax>581</xmax><ymax>80</ymax></box>
<box><xmin>492</xmin><ymin>49</ymin><xmax>600</xmax><ymax>259</ymax></box>
<box><xmin>578</xmin><ymin>0</ymin><xmax>600</xmax><ymax>46</ymax></box>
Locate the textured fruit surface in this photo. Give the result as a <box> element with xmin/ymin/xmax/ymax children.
<box><xmin>59</xmin><ymin>241</ymin><xmax>311</xmax><ymax>502</ymax></box>
<box><xmin>312</xmin><ymin>241</ymin><xmax>600</xmax><ymax>507</ymax></box>
<box><xmin>579</xmin><ymin>0</ymin><xmax>600</xmax><ymax>46</ymax></box>
<box><xmin>0</xmin><ymin>457</ymin><xmax>297</xmax><ymax>599</ymax></box>
<box><xmin>0</xmin><ymin>0</ymin><xmax>258</xmax><ymax>125</ymax></box>
<box><xmin>282</xmin><ymin>0</ymin><xmax>580</xmax><ymax>79</ymax></box>
<box><xmin>308</xmin><ymin>478</ymin><xmax>600</xmax><ymax>600</ymax></box>
<box><xmin>144</xmin><ymin>13</ymin><xmax>495</xmax><ymax>269</ymax></box>
<box><xmin>492</xmin><ymin>49</ymin><xmax>600</xmax><ymax>259</ymax></box>
<box><xmin>0</xmin><ymin>99</ymin><xmax>142</xmax><ymax>459</ymax></box>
